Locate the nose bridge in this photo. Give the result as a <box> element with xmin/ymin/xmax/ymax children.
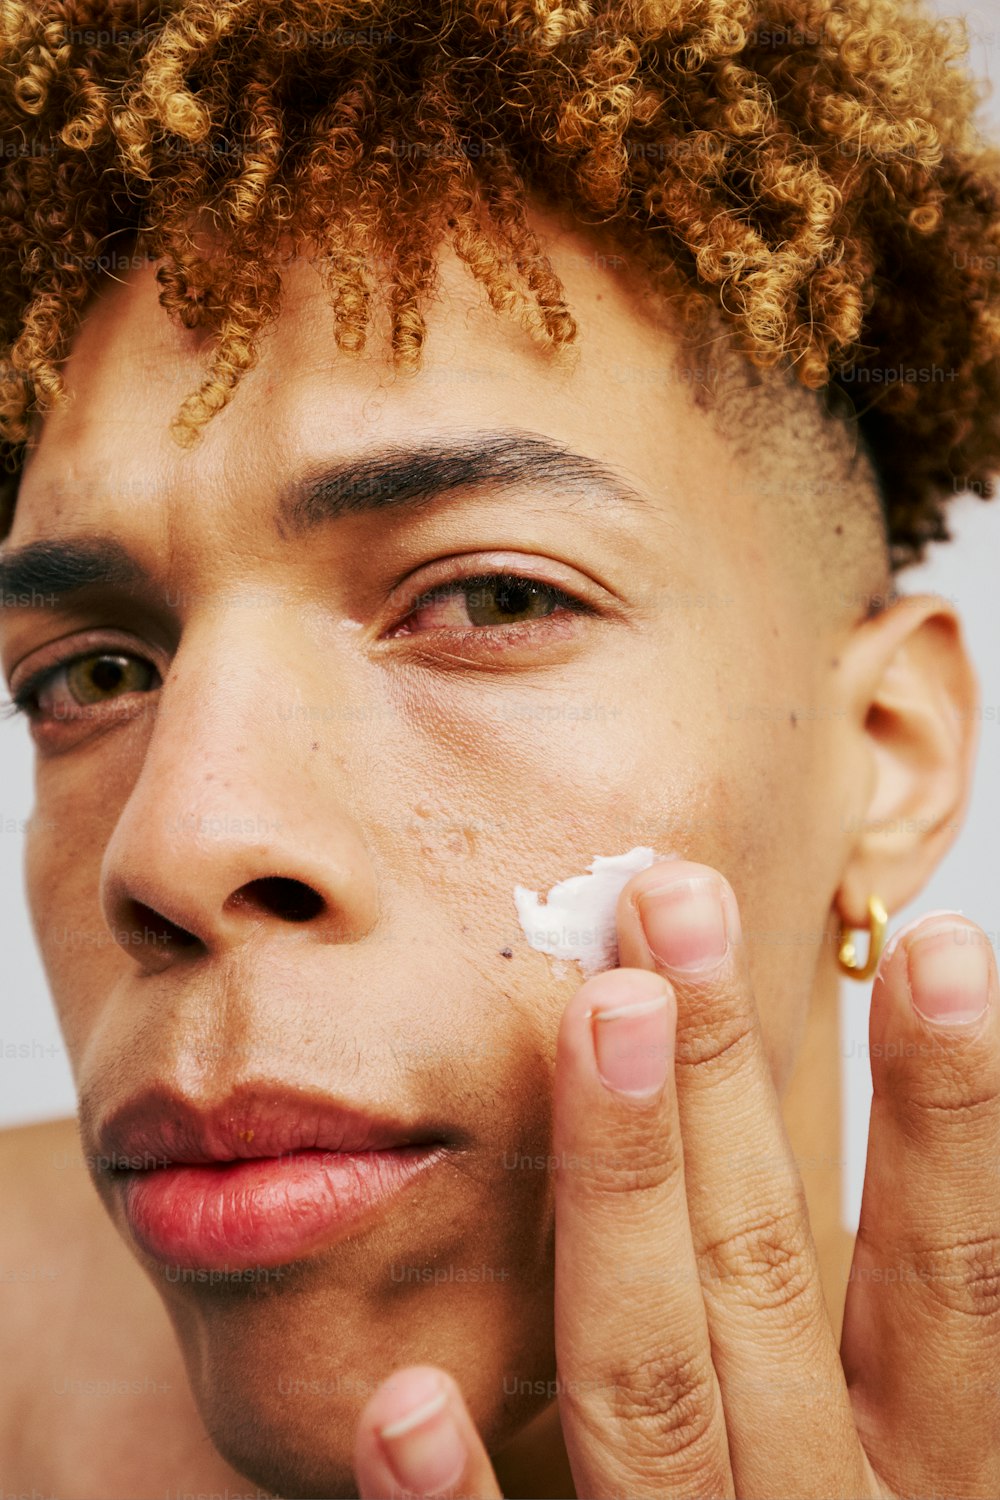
<box><xmin>99</xmin><ymin>609</ymin><xmax>379</xmax><ymax>956</ymax></box>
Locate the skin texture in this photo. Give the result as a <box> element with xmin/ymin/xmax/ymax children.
<box><xmin>0</xmin><ymin>204</ymin><xmax>991</xmax><ymax>1498</ymax></box>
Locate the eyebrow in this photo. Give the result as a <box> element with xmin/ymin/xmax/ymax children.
<box><xmin>281</xmin><ymin>430</ymin><xmax>649</xmax><ymax>531</ymax></box>
<box><xmin>0</xmin><ymin>536</ymin><xmax>150</xmax><ymax>607</ymax></box>
<box><xmin>0</xmin><ymin>431</ymin><xmax>649</xmax><ymax>604</ymax></box>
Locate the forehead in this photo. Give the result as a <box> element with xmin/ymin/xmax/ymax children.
<box><xmin>8</xmin><ymin>215</ymin><xmax>746</xmax><ymax>570</ymax></box>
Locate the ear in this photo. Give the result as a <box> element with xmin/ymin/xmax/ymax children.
<box><xmin>833</xmin><ymin>593</ymin><xmax>979</xmax><ymax>927</ymax></box>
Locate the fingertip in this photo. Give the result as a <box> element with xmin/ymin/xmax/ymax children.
<box><xmin>617</xmin><ymin>857</ymin><xmax>728</xmax><ymax>921</ymax></box>
<box><xmin>560</xmin><ymin>966</ymin><xmax>673</xmax><ymax>1057</ymax></box>
<box><xmin>364</xmin><ymin>1363</ymin><xmax>451</xmax><ymax>1436</ymax></box>
<box><xmin>553</xmin><ymin>969</ymin><xmax>674</xmax><ymax>1106</ymax></box>
<box><xmin>877</xmin><ymin>908</ymin><xmax>969</xmax><ymax>975</ymax></box>
<box><xmin>615</xmin><ymin>858</ymin><xmax>741</xmax><ymax>978</ymax></box>
<box><xmin>579</xmin><ymin>964</ymin><xmax>674</xmax><ymax>1017</ymax></box>
<box><xmin>356</xmin><ymin>1365</ymin><xmax>470</xmax><ymax>1499</ymax></box>
<box><xmin>905</xmin><ymin>917</ymin><xmax>995</xmax><ymax>1032</ymax></box>
<box><xmin>876</xmin><ymin>912</ymin><xmax>994</xmax><ymax>1036</ymax></box>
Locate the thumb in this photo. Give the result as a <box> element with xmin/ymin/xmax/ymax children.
<box><xmin>354</xmin><ymin>1363</ymin><xmax>504</xmax><ymax>1499</ymax></box>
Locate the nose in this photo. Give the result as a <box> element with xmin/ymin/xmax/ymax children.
<box><xmin>99</xmin><ymin>619</ymin><xmax>379</xmax><ymax>970</ymax></box>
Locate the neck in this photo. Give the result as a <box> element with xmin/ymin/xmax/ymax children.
<box><xmin>492</xmin><ymin>959</ymin><xmax>854</xmax><ymax>1498</ymax></box>
<box><xmin>780</xmin><ymin>956</ymin><xmax>855</xmax><ymax>1338</ymax></box>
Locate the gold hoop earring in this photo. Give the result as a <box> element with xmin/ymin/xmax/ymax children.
<box><xmin>837</xmin><ymin>895</ymin><xmax>888</xmax><ymax>981</ymax></box>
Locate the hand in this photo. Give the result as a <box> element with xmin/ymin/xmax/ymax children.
<box><xmin>352</xmin><ymin>860</ymin><xmax>1000</xmax><ymax>1499</ymax></box>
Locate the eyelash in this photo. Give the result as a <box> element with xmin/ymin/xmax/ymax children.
<box><xmin>1</xmin><ymin>570</ymin><xmax>592</xmax><ymax>721</ymax></box>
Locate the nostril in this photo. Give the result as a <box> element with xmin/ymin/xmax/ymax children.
<box><xmin>225</xmin><ymin>876</ymin><xmax>325</xmax><ymax>924</ymax></box>
<box><xmin>122</xmin><ymin>900</ymin><xmax>200</xmax><ymax>951</ymax></box>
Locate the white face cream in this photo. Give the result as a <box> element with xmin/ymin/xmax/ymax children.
<box><xmin>513</xmin><ymin>846</ymin><xmax>676</xmax><ymax>978</ymax></box>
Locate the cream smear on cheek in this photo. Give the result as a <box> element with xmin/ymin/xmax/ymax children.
<box><xmin>513</xmin><ymin>847</ymin><xmax>678</xmax><ymax>978</ymax></box>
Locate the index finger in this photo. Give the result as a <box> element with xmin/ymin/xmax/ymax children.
<box><xmin>552</xmin><ymin>963</ymin><xmax>735</xmax><ymax>1500</ymax></box>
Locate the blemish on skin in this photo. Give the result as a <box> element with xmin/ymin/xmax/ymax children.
<box><xmin>513</xmin><ymin>846</ymin><xmax>677</xmax><ymax>978</ymax></box>
<box><xmin>242</xmin><ymin>1129</ymin><xmax>254</xmax><ymax>1144</ymax></box>
<box><xmin>790</xmin><ymin>712</ymin><xmax>798</xmax><ymax>728</ymax></box>
<box><xmin>410</xmin><ymin>804</ymin><xmax>476</xmax><ymax>862</ymax></box>
<box><xmin>831</xmin><ymin>657</ymin><xmax>840</xmax><ymax>668</ymax></box>
<box><xmin>500</xmin><ymin>947</ymin><xmax>513</xmax><ymax>959</ymax></box>
<box><xmin>311</xmin><ymin>742</ymin><xmax>319</xmax><ymax>751</ymax></box>
<box><xmin>834</xmin><ymin>524</ymin><xmax>844</xmax><ymax>535</ymax></box>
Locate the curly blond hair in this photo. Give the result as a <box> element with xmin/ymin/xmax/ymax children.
<box><xmin>1</xmin><ymin>0</ymin><xmax>999</xmax><ymax>567</ymax></box>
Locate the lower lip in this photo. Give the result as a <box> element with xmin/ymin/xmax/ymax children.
<box><xmin>121</xmin><ymin>1145</ymin><xmax>445</xmax><ymax>1270</ymax></box>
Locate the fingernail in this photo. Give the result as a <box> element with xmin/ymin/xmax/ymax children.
<box><xmin>906</xmin><ymin>919</ymin><xmax>993</xmax><ymax>1029</ymax></box>
<box><xmin>378</xmin><ymin>1371</ymin><xmax>466</xmax><ymax>1495</ymax></box>
<box><xmin>879</xmin><ymin>908</ymin><xmax>963</xmax><ymax>971</ymax></box>
<box><xmin>591</xmin><ymin>982</ymin><xmax>672</xmax><ymax>1097</ymax></box>
<box><xmin>636</xmin><ymin>876</ymin><xmax>731</xmax><ymax>972</ymax></box>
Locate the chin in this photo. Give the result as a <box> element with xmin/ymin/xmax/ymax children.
<box><xmin>157</xmin><ymin>1243</ymin><xmax>559</xmax><ymax>1499</ymax></box>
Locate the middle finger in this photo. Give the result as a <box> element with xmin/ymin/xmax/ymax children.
<box><xmin>616</xmin><ymin>860</ymin><xmax>873</xmax><ymax>1499</ymax></box>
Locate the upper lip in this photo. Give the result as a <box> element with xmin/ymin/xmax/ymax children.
<box><xmin>96</xmin><ymin>1082</ymin><xmax>446</xmax><ymax>1174</ymax></box>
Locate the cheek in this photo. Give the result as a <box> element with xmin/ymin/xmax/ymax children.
<box><xmin>24</xmin><ymin>754</ymin><xmax>141</xmax><ymax>1058</ymax></box>
<box><xmin>648</xmin><ymin>710</ymin><xmax>835</xmax><ymax>1097</ymax></box>
<box><xmin>382</xmin><ymin>653</ymin><xmax>829</xmax><ymax>1097</ymax></box>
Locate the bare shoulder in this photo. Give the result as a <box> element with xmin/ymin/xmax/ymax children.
<box><xmin>0</xmin><ymin>1114</ymin><xmax>126</xmax><ymax>1329</ymax></box>
<box><xmin>0</xmin><ymin>1111</ymin><xmax>81</xmax><ymax>1177</ymax></box>
<box><xmin>1</xmin><ymin>1111</ymin><xmax>93</xmax><ymax>1202</ymax></box>
<box><xmin>0</xmin><ymin>1116</ymin><xmax>257</xmax><ymax>1498</ymax></box>
<box><xmin>0</xmin><ymin>1117</ymin><xmax>131</xmax><ymax>1465</ymax></box>
<box><xmin>0</xmin><ymin>1115</ymin><xmax>99</xmax><ymax>1317</ymax></box>
<box><xmin>0</xmin><ymin>1113</ymin><xmax>159</xmax><ymax>1330</ymax></box>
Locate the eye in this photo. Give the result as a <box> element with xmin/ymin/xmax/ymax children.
<box><xmin>391</xmin><ymin>571</ymin><xmax>590</xmax><ymax>637</ymax></box>
<box><xmin>7</xmin><ymin>650</ymin><xmax>161</xmax><ymax>723</ymax></box>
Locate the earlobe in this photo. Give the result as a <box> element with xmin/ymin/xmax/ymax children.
<box><xmin>834</xmin><ymin>593</ymin><xmax>980</xmax><ymax>927</ymax></box>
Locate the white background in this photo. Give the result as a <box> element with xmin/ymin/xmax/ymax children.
<box><xmin>0</xmin><ymin>3</ymin><xmax>997</xmax><ymax>1236</ymax></box>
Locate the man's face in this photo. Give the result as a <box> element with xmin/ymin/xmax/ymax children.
<box><xmin>0</xmin><ymin>213</ymin><xmax>855</xmax><ymax>1495</ymax></box>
